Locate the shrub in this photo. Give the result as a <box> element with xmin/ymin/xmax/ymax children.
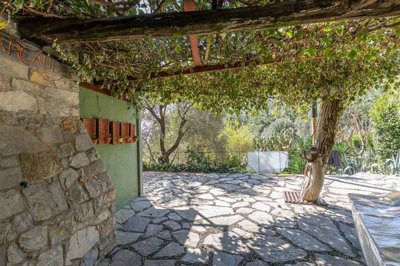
<box><xmin>224</xmin><ymin>122</ymin><xmax>254</xmax><ymax>154</ymax></box>
<box><xmin>370</xmin><ymin>91</ymin><xmax>400</xmax><ymax>159</ymax></box>
<box><xmin>144</xmin><ymin>150</ymin><xmax>248</xmax><ymax>173</ymax></box>
<box><xmin>332</xmin><ymin>141</ymin><xmax>351</xmax><ymax>159</ymax></box>
<box><xmin>257</xmin><ymin>118</ymin><xmax>296</xmax><ymax>151</ymax></box>
<box><xmin>285</xmin><ymin>137</ymin><xmax>311</xmax><ymax>174</ymax></box>
<box><xmin>143</xmin><ymin>162</ymin><xmax>248</xmax><ymax>173</ymax></box>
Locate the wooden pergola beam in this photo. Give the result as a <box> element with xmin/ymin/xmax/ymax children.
<box><xmin>80</xmin><ymin>61</ymin><xmax>262</xmax><ymax>94</ymax></box>
<box><xmin>129</xmin><ymin>60</ymin><xmax>263</xmax><ymax>80</ymax></box>
<box><xmin>17</xmin><ymin>0</ymin><xmax>400</xmax><ymax>45</ymax></box>
<box><xmin>80</xmin><ymin>82</ymin><xmax>111</xmax><ymax>95</ymax></box>
<box><xmin>87</xmin><ymin>55</ymin><xmax>324</xmax><ymax>92</ymax></box>
<box><xmin>183</xmin><ymin>0</ymin><xmax>202</xmax><ymax>66</ymax></box>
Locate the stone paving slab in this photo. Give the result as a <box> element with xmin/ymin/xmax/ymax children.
<box><xmin>103</xmin><ymin>172</ymin><xmax>400</xmax><ymax>265</ymax></box>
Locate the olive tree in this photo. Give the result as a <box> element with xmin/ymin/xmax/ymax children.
<box><xmin>143</xmin><ymin>101</ymin><xmax>193</xmax><ymax>163</ymax></box>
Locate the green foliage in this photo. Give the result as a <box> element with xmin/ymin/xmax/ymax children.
<box><xmin>383</xmin><ymin>151</ymin><xmax>400</xmax><ymax>176</ymax></box>
<box><xmin>2</xmin><ymin>0</ymin><xmax>143</xmax><ymax>18</ymax></box>
<box><xmin>185</xmin><ymin>149</ymin><xmax>247</xmax><ymax>171</ymax></box>
<box><xmin>186</xmin><ymin>149</ymin><xmax>212</xmax><ymax>166</ymax></box>
<box><xmin>330</xmin><ymin>141</ymin><xmax>354</xmax><ymax>174</ymax></box>
<box><xmin>144</xmin><ymin>149</ymin><xmax>248</xmax><ymax>173</ymax></box>
<box><xmin>3</xmin><ymin>2</ymin><xmax>399</xmax><ymax>116</ymax></box>
<box><xmin>351</xmin><ymin>135</ymin><xmax>362</xmax><ymax>151</ymax></box>
<box><xmin>341</xmin><ymin>156</ymin><xmax>363</xmax><ymax>175</ymax></box>
<box><xmin>141</xmin><ymin>103</ymin><xmax>228</xmax><ymax>164</ymax></box>
<box><xmin>184</xmin><ymin>111</ymin><xmax>227</xmax><ymax>162</ymax></box>
<box><xmin>286</xmin><ymin>137</ymin><xmax>312</xmax><ymax>174</ymax></box>
<box><xmin>370</xmin><ymin>90</ymin><xmax>400</xmax><ymax>159</ymax></box>
<box><xmin>286</xmin><ymin>153</ymin><xmax>307</xmax><ymax>174</ymax></box>
<box><xmin>0</xmin><ymin>20</ymin><xmax>6</xmax><ymax>30</ymax></box>
<box><xmin>256</xmin><ymin>118</ymin><xmax>295</xmax><ymax>151</ymax></box>
<box><xmin>332</xmin><ymin>142</ymin><xmax>351</xmax><ymax>159</ymax></box>
<box><xmin>2</xmin><ymin>0</ymin><xmax>256</xmax><ymax>18</ymax></box>
<box><xmin>366</xmin><ymin>135</ymin><xmax>375</xmax><ymax>150</ymax></box>
<box><xmin>7</xmin><ymin>1</ymin><xmax>400</xmax><ymax>178</ymax></box>
<box><xmin>143</xmin><ymin>162</ymin><xmax>248</xmax><ymax>173</ymax></box>
<box><xmin>263</xmin><ymin>118</ymin><xmax>292</xmax><ymax>139</ymax></box>
<box><xmin>140</xmin><ymin>20</ymin><xmax>399</xmax><ymax>114</ymax></box>
<box><xmin>223</xmin><ymin>122</ymin><xmax>254</xmax><ymax>154</ymax></box>
<box><xmin>336</xmin><ymin>89</ymin><xmax>380</xmax><ymax>155</ymax></box>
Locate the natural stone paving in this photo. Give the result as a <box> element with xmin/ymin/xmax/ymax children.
<box><xmin>104</xmin><ymin>172</ymin><xmax>400</xmax><ymax>265</ymax></box>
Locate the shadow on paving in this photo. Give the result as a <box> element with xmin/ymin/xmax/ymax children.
<box><xmin>147</xmin><ymin>173</ymin><xmax>281</xmax><ymax>204</ymax></box>
<box><xmin>102</xmin><ymin>173</ymin><xmax>366</xmax><ymax>266</ymax></box>
<box><xmin>325</xmin><ymin>175</ymin><xmax>395</xmax><ymax>193</ymax></box>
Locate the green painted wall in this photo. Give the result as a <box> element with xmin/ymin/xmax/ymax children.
<box><xmin>79</xmin><ymin>87</ymin><xmax>141</xmax><ymax>209</ymax></box>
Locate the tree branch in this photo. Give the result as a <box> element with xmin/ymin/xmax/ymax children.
<box><xmin>154</xmin><ymin>0</ymin><xmax>168</xmax><ymax>13</ymax></box>
<box><xmin>163</xmin><ymin>103</ymin><xmax>192</xmax><ymax>160</ymax></box>
<box><xmin>143</xmin><ymin>137</ymin><xmax>157</xmax><ymax>162</ymax></box>
<box><xmin>22</xmin><ymin>6</ymin><xmax>69</xmax><ymax>19</ymax></box>
<box><xmin>144</xmin><ymin>102</ymin><xmax>162</xmax><ymax>123</ymax></box>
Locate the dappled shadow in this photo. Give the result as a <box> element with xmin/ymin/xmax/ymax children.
<box><xmin>100</xmin><ymin>172</ymin><xmax>378</xmax><ymax>265</ymax></box>
<box><xmin>105</xmin><ymin>198</ymin><xmax>203</xmax><ymax>265</ymax></box>
<box><xmin>325</xmin><ymin>176</ymin><xmax>395</xmax><ymax>193</ymax></box>
<box><xmin>201</xmin><ymin>203</ymin><xmax>364</xmax><ymax>265</ymax></box>
<box><xmin>143</xmin><ymin>171</ymin><xmax>283</xmax><ymax>208</ymax></box>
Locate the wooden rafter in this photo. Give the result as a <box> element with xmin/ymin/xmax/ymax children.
<box><xmin>126</xmin><ymin>53</ymin><xmax>328</xmax><ymax>80</ymax></box>
<box><xmin>183</xmin><ymin>0</ymin><xmax>202</xmax><ymax>67</ymax></box>
<box><xmin>17</xmin><ymin>0</ymin><xmax>400</xmax><ymax>45</ymax></box>
<box><xmin>128</xmin><ymin>60</ymin><xmax>262</xmax><ymax>80</ymax></box>
<box><xmin>81</xmin><ymin>61</ymin><xmax>261</xmax><ymax>93</ymax></box>
<box><xmin>80</xmin><ymin>82</ymin><xmax>111</xmax><ymax>95</ymax></box>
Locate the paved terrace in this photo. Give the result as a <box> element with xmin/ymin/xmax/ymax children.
<box><xmin>102</xmin><ymin>172</ymin><xmax>400</xmax><ymax>266</ymax></box>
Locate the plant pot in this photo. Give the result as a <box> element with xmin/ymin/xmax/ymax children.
<box><xmin>120</xmin><ymin>122</ymin><xmax>129</xmax><ymax>144</ymax></box>
<box><xmin>130</xmin><ymin>124</ymin><xmax>136</xmax><ymax>137</ymax></box>
<box><xmin>126</xmin><ymin>123</ymin><xmax>136</xmax><ymax>143</ymax></box>
<box><xmin>82</xmin><ymin>118</ymin><xmax>97</xmax><ymax>143</ymax></box>
<box><xmin>98</xmin><ymin>118</ymin><xmax>110</xmax><ymax>144</ymax></box>
<box><xmin>112</xmin><ymin>122</ymin><xmax>120</xmax><ymax>145</ymax></box>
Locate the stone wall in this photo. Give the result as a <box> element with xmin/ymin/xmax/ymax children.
<box><xmin>0</xmin><ymin>53</ymin><xmax>116</xmax><ymax>265</ymax></box>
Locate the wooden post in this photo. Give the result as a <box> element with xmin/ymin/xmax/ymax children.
<box><xmin>311</xmin><ymin>102</ymin><xmax>318</xmax><ymax>145</ymax></box>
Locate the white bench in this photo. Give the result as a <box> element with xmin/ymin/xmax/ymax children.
<box><xmin>349</xmin><ymin>193</ymin><xmax>400</xmax><ymax>266</ymax></box>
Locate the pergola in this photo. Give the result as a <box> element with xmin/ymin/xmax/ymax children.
<box><xmin>12</xmin><ymin>0</ymin><xmax>400</xmax><ymax>78</ymax></box>
<box><xmin>6</xmin><ymin>0</ymin><xmax>398</xmax><ymax>203</ymax></box>
<box><xmin>0</xmin><ymin>2</ymin><xmax>399</xmax><ymax>265</ymax></box>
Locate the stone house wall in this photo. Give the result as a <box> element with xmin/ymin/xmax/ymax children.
<box><xmin>0</xmin><ymin>51</ymin><xmax>116</xmax><ymax>265</ymax></box>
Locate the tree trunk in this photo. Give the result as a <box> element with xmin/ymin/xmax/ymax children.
<box><xmin>301</xmin><ymin>99</ymin><xmax>344</xmax><ymax>202</ymax></box>
<box><xmin>144</xmin><ymin>102</ymin><xmax>191</xmax><ymax>164</ymax></box>
<box><xmin>159</xmin><ymin>154</ymin><xmax>170</xmax><ymax>163</ymax></box>
<box><xmin>158</xmin><ymin>105</ymin><xmax>169</xmax><ymax>163</ymax></box>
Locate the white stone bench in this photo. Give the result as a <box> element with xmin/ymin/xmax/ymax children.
<box><xmin>349</xmin><ymin>193</ymin><xmax>400</xmax><ymax>266</ymax></box>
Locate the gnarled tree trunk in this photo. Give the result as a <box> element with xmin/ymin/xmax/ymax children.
<box><xmin>144</xmin><ymin>102</ymin><xmax>192</xmax><ymax>164</ymax></box>
<box><xmin>301</xmin><ymin>98</ymin><xmax>344</xmax><ymax>202</ymax></box>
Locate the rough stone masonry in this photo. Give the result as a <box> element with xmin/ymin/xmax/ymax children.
<box><xmin>0</xmin><ymin>50</ymin><xmax>116</xmax><ymax>265</ymax></box>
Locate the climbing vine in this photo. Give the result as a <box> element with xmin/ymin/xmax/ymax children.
<box><xmin>140</xmin><ymin>21</ymin><xmax>400</xmax><ymax>114</ymax></box>
<box><xmin>2</xmin><ymin>1</ymin><xmax>400</xmax><ymax>114</ymax></box>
